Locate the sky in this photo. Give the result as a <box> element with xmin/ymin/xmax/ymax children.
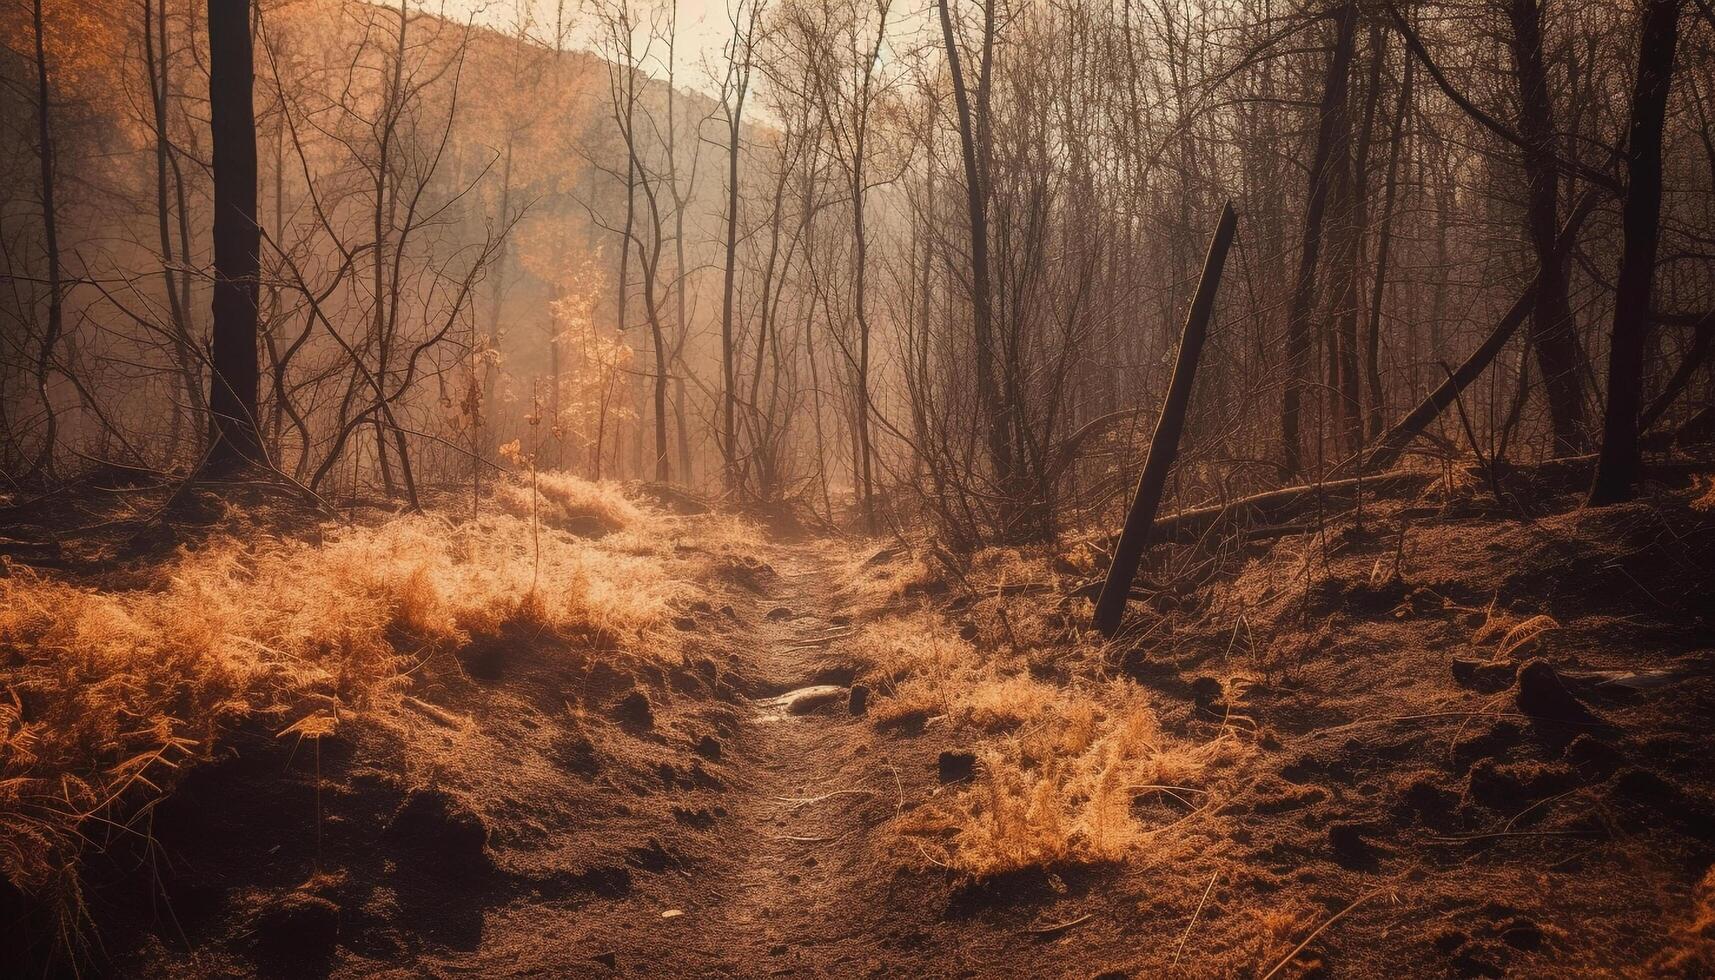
<box><xmin>435</xmin><ymin>0</ymin><xmax>741</xmax><ymax>90</ymax></box>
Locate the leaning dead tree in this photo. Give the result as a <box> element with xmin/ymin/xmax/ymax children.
<box><xmin>1095</xmin><ymin>202</ymin><xmax>1238</xmax><ymax>637</ymax></box>
<box><xmin>1359</xmin><ymin>191</ymin><xmax>1599</xmax><ymax>473</ymax></box>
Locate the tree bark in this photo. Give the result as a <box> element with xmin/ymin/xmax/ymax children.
<box><xmin>1281</xmin><ymin>0</ymin><xmax>1357</xmax><ymax>480</ymax></box>
<box><xmin>206</xmin><ymin>0</ymin><xmax>264</xmax><ymax>473</ymax></box>
<box><xmin>1589</xmin><ymin>0</ymin><xmax>1683</xmax><ymax>504</ymax></box>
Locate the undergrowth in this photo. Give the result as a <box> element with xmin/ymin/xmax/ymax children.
<box><xmin>0</xmin><ymin>473</ymin><xmax>675</xmax><ymax>951</ymax></box>
<box><xmin>863</xmin><ymin>544</ymin><xmax>1253</xmax><ymax>876</ymax></box>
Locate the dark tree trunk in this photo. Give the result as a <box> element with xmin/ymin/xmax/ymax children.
<box><xmin>206</xmin><ymin>0</ymin><xmax>264</xmax><ymax>473</ymax></box>
<box><xmin>23</xmin><ymin>0</ymin><xmax>62</xmax><ymax>481</ymax></box>
<box><xmin>1507</xmin><ymin>0</ymin><xmax>1589</xmax><ymax>456</ymax></box>
<box><xmin>1365</xmin><ymin>51</ymin><xmax>1411</xmax><ymax>439</ymax></box>
<box><xmin>1332</xmin><ymin>20</ymin><xmax>1384</xmax><ymax>458</ymax></box>
<box><xmin>1589</xmin><ymin>0</ymin><xmax>1683</xmax><ymax>504</ymax></box>
<box><xmin>1281</xmin><ymin>0</ymin><xmax>1357</xmax><ymax>480</ymax></box>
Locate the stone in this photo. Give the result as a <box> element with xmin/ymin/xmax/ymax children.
<box><xmin>695</xmin><ymin>734</ymin><xmax>722</xmax><ymax>761</ymax></box>
<box><xmin>1515</xmin><ymin>659</ymin><xmax>1603</xmax><ymax>728</ymax></box>
<box><xmin>385</xmin><ymin>788</ymin><xmax>488</xmax><ymax>870</ymax></box>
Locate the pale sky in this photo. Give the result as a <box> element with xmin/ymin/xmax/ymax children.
<box><xmin>434</xmin><ymin>0</ymin><xmax>740</xmax><ymax>92</ymax></box>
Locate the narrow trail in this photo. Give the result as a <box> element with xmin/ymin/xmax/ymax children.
<box><xmin>674</xmin><ymin>542</ymin><xmax>897</xmax><ymax>974</ymax></box>
<box><xmin>559</xmin><ymin>537</ymin><xmax>919</xmax><ymax>977</ymax></box>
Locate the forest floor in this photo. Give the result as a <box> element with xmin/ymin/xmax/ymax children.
<box><xmin>5</xmin><ymin>462</ymin><xmax>1715</xmax><ymax>977</ymax></box>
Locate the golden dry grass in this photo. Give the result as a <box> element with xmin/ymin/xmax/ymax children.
<box><xmin>1692</xmin><ymin>476</ymin><xmax>1715</xmax><ymax>512</ymax></box>
<box><xmin>1652</xmin><ymin>864</ymin><xmax>1715</xmax><ymax>974</ymax></box>
<box><xmin>0</xmin><ymin>473</ymin><xmax>682</xmax><ymax>942</ymax></box>
<box><xmin>498</xmin><ymin>470</ymin><xmax>647</xmax><ymax>534</ymax></box>
<box><xmin>863</xmin><ymin>544</ymin><xmax>1254</xmax><ymax>877</ymax></box>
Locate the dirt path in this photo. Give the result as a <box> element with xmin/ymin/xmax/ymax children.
<box><xmin>550</xmin><ymin>538</ymin><xmax>913</xmax><ymax>977</ymax></box>
<box><xmin>688</xmin><ymin>546</ymin><xmax>892</xmax><ymax>973</ymax></box>
<box><xmin>108</xmin><ymin>530</ymin><xmax>1024</xmax><ymax>978</ymax></box>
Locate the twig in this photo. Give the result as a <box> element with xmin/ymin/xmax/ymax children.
<box><xmin>1172</xmin><ymin>871</ymin><xmax>1219</xmax><ymax>970</ymax></box>
<box><xmin>1023</xmin><ymin>912</ymin><xmax>1093</xmax><ymax>935</ymax></box>
<box><xmin>1259</xmin><ymin>890</ymin><xmax>1379</xmax><ymax>980</ymax></box>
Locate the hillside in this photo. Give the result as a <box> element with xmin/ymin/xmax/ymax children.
<box><xmin>4</xmin><ymin>464</ymin><xmax>1713</xmax><ymax>976</ymax></box>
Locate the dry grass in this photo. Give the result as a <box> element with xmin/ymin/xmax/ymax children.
<box><xmin>498</xmin><ymin>470</ymin><xmax>647</xmax><ymax>534</ymax></box>
<box><xmin>1652</xmin><ymin>864</ymin><xmax>1715</xmax><ymax>974</ymax></box>
<box><xmin>894</xmin><ymin>678</ymin><xmax>1249</xmax><ymax>875</ymax></box>
<box><xmin>1692</xmin><ymin>476</ymin><xmax>1715</xmax><ymax>512</ymax></box>
<box><xmin>855</xmin><ymin>613</ymin><xmax>1057</xmax><ymax>732</ymax></box>
<box><xmin>866</xmin><ymin>544</ymin><xmax>1253</xmax><ymax>877</ymax></box>
<box><xmin>0</xmin><ymin>475</ymin><xmax>680</xmax><ymax>944</ymax></box>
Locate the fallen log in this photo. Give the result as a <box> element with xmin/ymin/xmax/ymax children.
<box><xmin>1141</xmin><ymin>469</ymin><xmax>1433</xmax><ymax>546</ymax></box>
<box><xmin>1101</xmin><ymin>453</ymin><xmax>1708</xmax><ymax>554</ymax></box>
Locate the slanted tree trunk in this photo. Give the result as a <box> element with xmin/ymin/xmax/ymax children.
<box><xmin>1094</xmin><ymin>202</ymin><xmax>1238</xmax><ymax>637</ymax></box>
<box><xmin>1281</xmin><ymin>0</ymin><xmax>1357</xmax><ymax>479</ymax></box>
<box><xmin>1639</xmin><ymin>312</ymin><xmax>1713</xmax><ymax>433</ymax></box>
<box><xmin>1364</xmin><ymin>191</ymin><xmax>1600</xmax><ymax>472</ymax></box>
<box><xmin>205</xmin><ymin>0</ymin><xmax>264</xmax><ymax>473</ymax></box>
<box><xmin>1507</xmin><ymin>0</ymin><xmax>1589</xmax><ymax>456</ymax></box>
<box><xmin>1589</xmin><ymin>0</ymin><xmax>1683</xmax><ymax>504</ymax></box>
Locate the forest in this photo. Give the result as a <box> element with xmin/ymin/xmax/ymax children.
<box><xmin>1</xmin><ymin>0</ymin><xmax>1713</xmax><ymax>974</ymax></box>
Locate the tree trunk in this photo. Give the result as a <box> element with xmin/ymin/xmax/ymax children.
<box><xmin>1365</xmin><ymin>51</ymin><xmax>1411</xmax><ymax>439</ymax></box>
<box><xmin>1589</xmin><ymin>0</ymin><xmax>1683</xmax><ymax>504</ymax></box>
<box><xmin>1330</xmin><ymin>20</ymin><xmax>1382</xmax><ymax>459</ymax></box>
<box><xmin>1281</xmin><ymin>0</ymin><xmax>1357</xmax><ymax>479</ymax></box>
<box><xmin>23</xmin><ymin>0</ymin><xmax>63</xmax><ymax>481</ymax></box>
<box><xmin>1094</xmin><ymin>202</ymin><xmax>1238</xmax><ymax>637</ymax></box>
<box><xmin>145</xmin><ymin>0</ymin><xmax>204</xmax><ymax>465</ymax></box>
<box><xmin>205</xmin><ymin>0</ymin><xmax>264</xmax><ymax>473</ymax></box>
<box><xmin>938</xmin><ymin>0</ymin><xmax>1013</xmax><ymax>513</ymax></box>
<box><xmin>1507</xmin><ymin>0</ymin><xmax>1589</xmax><ymax>456</ymax></box>
<box><xmin>719</xmin><ymin>59</ymin><xmax>747</xmax><ymax>495</ymax></box>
